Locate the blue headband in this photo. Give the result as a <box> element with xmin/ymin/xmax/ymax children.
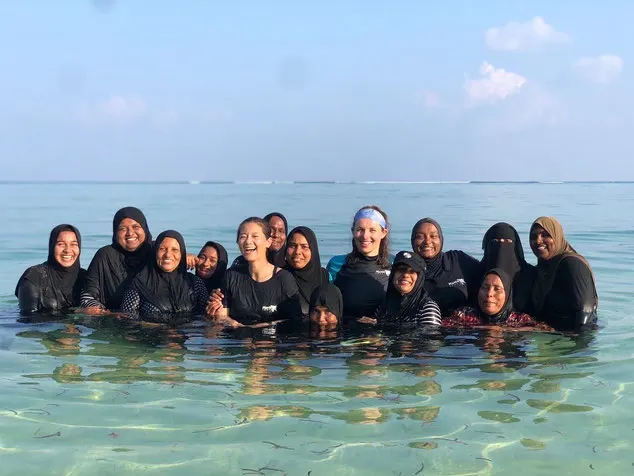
<box><xmin>353</xmin><ymin>208</ymin><xmax>387</xmax><ymax>229</ymax></box>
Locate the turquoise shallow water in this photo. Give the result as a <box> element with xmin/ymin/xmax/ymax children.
<box><xmin>1</xmin><ymin>183</ymin><xmax>633</xmax><ymax>475</ymax></box>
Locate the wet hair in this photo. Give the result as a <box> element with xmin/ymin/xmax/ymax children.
<box><xmin>347</xmin><ymin>205</ymin><xmax>390</xmax><ymax>268</ymax></box>
<box><xmin>236</xmin><ymin>217</ymin><xmax>271</xmax><ymax>242</ymax></box>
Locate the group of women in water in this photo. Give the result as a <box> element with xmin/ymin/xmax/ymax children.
<box><xmin>15</xmin><ymin>205</ymin><xmax>599</xmax><ymax>334</ymax></box>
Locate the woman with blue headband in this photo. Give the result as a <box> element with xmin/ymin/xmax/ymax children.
<box><xmin>326</xmin><ymin>205</ymin><xmax>392</xmax><ymax>320</ymax></box>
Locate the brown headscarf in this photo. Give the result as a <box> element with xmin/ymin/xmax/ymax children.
<box><xmin>530</xmin><ymin>216</ymin><xmax>597</xmax><ymax>313</ymax></box>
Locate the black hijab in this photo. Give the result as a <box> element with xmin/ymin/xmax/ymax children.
<box><xmin>309</xmin><ymin>283</ymin><xmax>343</xmax><ymax>321</ymax></box>
<box><xmin>481</xmin><ymin>222</ymin><xmax>526</xmax><ymax>279</ymax></box>
<box><xmin>196</xmin><ymin>241</ymin><xmax>228</xmax><ymax>293</ymax></box>
<box><xmin>285</xmin><ymin>227</ymin><xmax>329</xmax><ymax>310</ymax></box>
<box><xmin>377</xmin><ymin>251</ymin><xmax>430</xmax><ymax>321</ymax></box>
<box><xmin>131</xmin><ymin>230</ymin><xmax>196</xmax><ymax>314</ymax></box>
<box><xmin>15</xmin><ymin>224</ymin><xmax>83</xmax><ymax>309</ymax></box>
<box><xmin>411</xmin><ymin>218</ymin><xmax>444</xmax><ymax>278</ymax></box>
<box><xmin>478</xmin><ymin>268</ymin><xmax>514</xmax><ymax>324</ymax></box>
<box><xmin>264</xmin><ymin>212</ymin><xmax>288</xmax><ymax>268</ymax></box>
<box><xmin>83</xmin><ymin>206</ymin><xmax>153</xmax><ymax>309</ymax></box>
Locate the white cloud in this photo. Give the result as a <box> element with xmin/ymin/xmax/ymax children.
<box><xmin>464</xmin><ymin>62</ymin><xmax>527</xmax><ymax>106</ymax></box>
<box><xmin>574</xmin><ymin>55</ymin><xmax>624</xmax><ymax>83</ymax></box>
<box><xmin>485</xmin><ymin>16</ymin><xmax>569</xmax><ymax>51</ymax></box>
<box><xmin>97</xmin><ymin>95</ymin><xmax>147</xmax><ymax>119</ymax></box>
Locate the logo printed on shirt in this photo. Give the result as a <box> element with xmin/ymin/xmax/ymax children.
<box><xmin>261</xmin><ymin>304</ymin><xmax>278</xmax><ymax>314</ymax></box>
<box><xmin>375</xmin><ymin>270</ymin><xmax>391</xmax><ymax>276</ymax></box>
<box><xmin>448</xmin><ymin>278</ymin><xmax>466</xmax><ymax>288</ymax></box>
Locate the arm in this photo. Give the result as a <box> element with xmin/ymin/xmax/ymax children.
<box><xmin>17</xmin><ymin>279</ymin><xmax>42</xmax><ymax>314</ymax></box>
<box><xmin>81</xmin><ymin>251</ymin><xmax>107</xmax><ymax>310</ymax></box>
<box><xmin>120</xmin><ymin>288</ymin><xmax>141</xmax><ymax>320</ymax></box>
<box><xmin>557</xmin><ymin>257</ymin><xmax>598</xmax><ymax>330</ymax></box>
<box><xmin>278</xmin><ymin>272</ymin><xmax>302</xmax><ymax>320</ymax></box>
<box><xmin>413</xmin><ymin>300</ymin><xmax>442</xmax><ymax>326</ymax></box>
<box><xmin>326</xmin><ymin>255</ymin><xmax>345</xmax><ymax>283</ymax></box>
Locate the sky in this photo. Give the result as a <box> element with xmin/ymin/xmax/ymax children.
<box><xmin>0</xmin><ymin>1</ymin><xmax>632</xmax><ymax>181</ymax></box>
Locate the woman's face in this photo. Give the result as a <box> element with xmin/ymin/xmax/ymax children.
<box><xmin>53</xmin><ymin>231</ymin><xmax>80</xmax><ymax>268</ymax></box>
<box><xmin>286</xmin><ymin>232</ymin><xmax>311</xmax><ymax>270</ymax></box>
<box><xmin>156</xmin><ymin>237</ymin><xmax>182</xmax><ymax>272</ymax></box>
<box><xmin>413</xmin><ymin>223</ymin><xmax>441</xmax><ymax>259</ymax></box>
<box><xmin>529</xmin><ymin>225</ymin><xmax>556</xmax><ymax>260</ymax></box>
<box><xmin>268</xmin><ymin>216</ymin><xmax>287</xmax><ymax>252</ymax></box>
<box><xmin>196</xmin><ymin>246</ymin><xmax>219</xmax><ymax>278</ymax></box>
<box><xmin>392</xmin><ymin>265</ymin><xmax>418</xmax><ymax>295</ymax></box>
<box><xmin>478</xmin><ymin>273</ymin><xmax>506</xmax><ymax>316</ymax></box>
<box><xmin>353</xmin><ymin>218</ymin><xmax>387</xmax><ymax>257</ymax></box>
<box><xmin>310</xmin><ymin>306</ymin><xmax>338</xmax><ymax>329</ymax></box>
<box><xmin>238</xmin><ymin>222</ymin><xmax>271</xmax><ymax>262</ymax></box>
<box><xmin>116</xmin><ymin>218</ymin><xmax>146</xmax><ymax>252</ymax></box>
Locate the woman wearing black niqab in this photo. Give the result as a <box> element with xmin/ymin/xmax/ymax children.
<box><xmin>195</xmin><ymin>241</ymin><xmax>228</xmax><ymax>293</ymax></box>
<box><xmin>16</xmin><ymin>224</ymin><xmax>85</xmax><ymax>314</ymax></box>
<box><xmin>120</xmin><ymin>230</ymin><xmax>209</xmax><ymax>322</ymax></box>
<box><xmin>80</xmin><ymin>207</ymin><xmax>153</xmax><ymax>311</ymax></box>
<box><xmin>284</xmin><ymin>226</ymin><xmax>329</xmax><ymax>316</ymax></box>
<box><xmin>481</xmin><ymin>222</ymin><xmax>535</xmax><ymax>313</ymax></box>
<box><xmin>410</xmin><ymin>218</ymin><xmax>481</xmax><ymax>315</ymax></box>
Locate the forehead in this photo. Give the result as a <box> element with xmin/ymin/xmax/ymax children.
<box><xmin>483</xmin><ymin>273</ymin><xmax>503</xmax><ymax>286</ymax></box>
<box><xmin>119</xmin><ymin>218</ymin><xmax>141</xmax><ymax>227</ymax></box>
<box><xmin>199</xmin><ymin>246</ymin><xmax>218</xmax><ymax>257</ymax></box>
<box><xmin>159</xmin><ymin>237</ymin><xmax>181</xmax><ymax>249</ymax></box>
<box><xmin>288</xmin><ymin>232</ymin><xmax>309</xmax><ymax>244</ymax></box>
<box><xmin>56</xmin><ymin>230</ymin><xmax>78</xmax><ymax>242</ymax></box>
<box><xmin>416</xmin><ymin>222</ymin><xmax>439</xmax><ymax>234</ymax></box>
<box><xmin>240</xmin><ymin>222</ymin><xmax>264</xmax><ymax>234</ymax></box>
<box><xmin>395</xmin><ymin>263</ymin><xmax>416</xmax><ymax>273</ymax></box>
<box><xmin>268</xmin><ymin>216</ymin><xmax>286</xmax><ymax>228</ymax></box>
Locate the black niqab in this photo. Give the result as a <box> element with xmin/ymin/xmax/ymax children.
<box><xmin>285</xmin><ymin>227</ymin><xmax>329</xmax><ymax>312</ymax></box>
<box><xmin>481</xmin><ymin>222</ymin><xmax>525</xmax><ymax>279</ymax></box>
<box><xmin>377</xmin><ymin>251</ymin><xmax>430</xmax><ymax>321</ymax></box>
<box><xmin>15</xmin><ymin>224</ymin><xmax>83</xmax><ymax>309</ymax></box>
<box><xmin>131</xmin><ymin>230</ymin><xmax>196</xmax><ymax>313</ymax></box>
<box><xmin>197</xmin><ymin>241</ymin><xmax>228</xmax><ymax>292</ymax></box>
<box><xmin>82</xmin><ymin>206</ymin><xmax>152</xmax><ymax>309</ymax></box>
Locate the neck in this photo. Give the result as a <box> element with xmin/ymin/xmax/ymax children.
<box><xmin>248</xmin><ymin>259</ymin><xmax>275</xmax><ymax>282</ymax></box>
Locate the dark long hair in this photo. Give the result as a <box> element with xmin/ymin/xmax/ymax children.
<box><xmin>346</xmin><ymin>205</ymin><xmax>390</xmax><ymax>269</ymax></box>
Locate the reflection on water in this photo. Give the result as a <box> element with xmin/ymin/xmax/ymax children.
<box><xmin>2</xmin><ymin>313</ymin><xmax>628</xmax><ymax>475</ymax></box>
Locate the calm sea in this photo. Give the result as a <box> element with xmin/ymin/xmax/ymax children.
<box><xmin>0</xmin><ymin>183</ymin><xmax>633</xmax><ymax>475</ymax></box>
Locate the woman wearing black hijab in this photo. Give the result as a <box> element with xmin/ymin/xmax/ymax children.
<box><xmin>16</xmin><ymin>224</ymin><xmax>85</xmax><ymax>314</ymax></box>
<box><xmin>308</xmin><ymin>283</ymin><xmax>343</xmax><ymax>337</ymax></box>
<box><xmin>231</xmin><ymin>212</ymin><xmax>289</xmax><ymax>270</ymax></box>
<box><xmin>444</xmin><ymin>269</ymin><xmax>542</xmax><ymax>328</ymax></box>
<box><xmin>120</xmin><ymin>230</ymin><xmax>209</xmax><ymax>322</ymax></box>
<box><xmin>195</xmin><ymin>241</ymin><xmax>228</xmax><ymax>293</ymax></box>
<box><xmin>284</xmin><ymin>226</ymin><xmax>329</xmax><ymax>316</ymax></box>
<box><xmin>374</xmin><ymin>251</ymin><xmax>442</xmax><ymax>327</ymax></box>
<box><xmin>81</xmin><ymin>207</ymin><xmax>153</xmax><ymax>312</ymax></box>
<box><xmin>480</xmin><ymin>222</ymin><xmax>535</xmax><ymax>313</ymax></box>
<box><xmin>411</xmin><ymin>218</ymin><xmax>481</xmax><ymax>316</ymax></box>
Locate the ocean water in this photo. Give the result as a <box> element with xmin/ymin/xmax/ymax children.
<box><xmin>0</xmin><ymin>182</ymin><xmax>633</xmax><ymax>475</ymax></box>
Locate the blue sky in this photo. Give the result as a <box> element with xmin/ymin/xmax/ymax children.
<box><xmin>0</xmin><ymin>1</ymin><xmax>631</xmax><ymax>181</ymax></box>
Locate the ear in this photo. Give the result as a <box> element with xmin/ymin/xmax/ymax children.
<box><xmin>266</xmin><ymin>236</ymin><xmax>272</xmax><ymax>248</ymax></box>
<box><xmin>381</xmin><ymin>227</ymin><xmax>389</xmax><ymax>239</ymax></box>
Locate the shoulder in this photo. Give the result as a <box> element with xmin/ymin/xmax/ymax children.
<box><xmin>21</xmin><ymin>263</ymin><xmax>47</xmax><ymax>280</ymax></box>
<box><xmin>191</xmin><ymin>275</ymin><xmax>206</xmax><ymax>287</ymax></box>
<box><xmin>275</xmin><ymin>268</ymin><xmax>298</xmax><ymax>285</ymax></box>
<box><xmin>558</xmin><ymin>254</ymin><xmax>592</xmax><ymax>274</ymax></box>
<box><xmin>450</xmin><ymin>250</ymin><xmax>479</xmax><ymax>266</ymax></box>
<box><xmin>326</xmin><ymin>254</ymin><xmax>348</xmax><ymax>280</ymax></box>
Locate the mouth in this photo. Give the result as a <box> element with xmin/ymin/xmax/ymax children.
<box><xmin>358</xmin><ymin>240</ymin><xmax>373</xmax><ymax>248</ymax></box>
<box><xmin>59</xmin><ymin>254</ymin><xmax>75</xmax><ymax>262</ymax></box>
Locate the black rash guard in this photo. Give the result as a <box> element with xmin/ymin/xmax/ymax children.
<box><xmin>535</xmin><ymin>256</ymin><xmax>597</xmax><ymax>330</ymax></box>
<box><xmin>222</xmin><ymin>267</ymin><xmax>302</xmax><ymax>325</ymax></box>
<box><xmin>327</xmin><ymin>254</ymin><xmax>391</xmax><ymax>319</ymax></box>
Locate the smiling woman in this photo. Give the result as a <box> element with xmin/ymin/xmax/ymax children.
<box><xmin>15</xmin><ymin>224</ymin><xmax>85</xmax><ymax>314</ymax></box>
<box><xmin>80</xmin><ymin>207</ymin><xmax>153</xmax><ymax>312</ymax></box>
<box><xmin>207</xmin><ymin>217</ymin><xmax>301</xmax><ymax>327</ymax></box>
<box><xmin>120</xmin><ymin>230</ymin><xmax>209</xmax><ymax>322</ymax></box>
<box><xmin>326</xmin><ymin>205</ymin><xmax>392</xmax><ymax>319</ymax></box>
